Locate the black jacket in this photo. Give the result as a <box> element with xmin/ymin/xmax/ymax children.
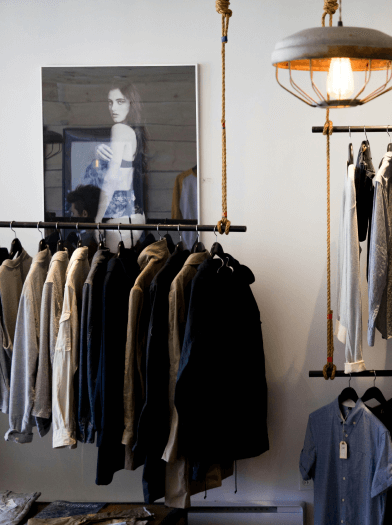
<box><xmin>133</xmin><ymin>245</ymin><xmax>190</xmax><ymax>503</ymax></box>
<box><xmin>94</xmin><ymin>249</ymin><xmax>140</xmax><ymax>485</ymax></box>
<box><xmin>175</xmin><ymin>253</ymin><xmax>269</xmax><ymax>478</ymax></box>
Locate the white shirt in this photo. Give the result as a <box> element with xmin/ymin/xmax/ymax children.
<box><xmin>335</xmin><ymin>164</ymin><xmax>366</xmax><ymax>373</ymax></box>
<box><xmin>52</xmin><ymin>247</ymin><xmax>89</xmax><ymax>448</ymax></box>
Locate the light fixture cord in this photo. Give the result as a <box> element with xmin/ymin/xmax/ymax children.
<box><xmin>321</xmin><ymin>0</ymin><xmax>339</xmax><ymax>27</ymax></box>
<box><xmin>216</xmin><ymin>0</ymin><xmax>232</xmax><ymax>235</ymax></box>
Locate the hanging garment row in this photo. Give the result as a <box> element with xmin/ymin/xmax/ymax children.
<box><xmin>335</xmin><ymin>131</ymin><xmax>392</xmax><ymax>372</ymax></box>
<box><xmin>0</xmin><ymin>227</ymin><xmax>269</xmax><ymax>509</ymax></box>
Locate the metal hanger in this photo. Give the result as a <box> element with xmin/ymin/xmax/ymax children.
<box><xmin>210</xmin><ymin>225</ymin><xmax>224</xmax><ymax>259</ymax></box>
<box><xmin>338</xmin><ymin>373</ymin><xmax>358</xmax><ymax>406</ymax></box>
<box><xmin>56</xmin><ymin>222</ymin><xmax>64</xmax><ymax>252</ymax></box>
<box><xmin>387</xmin><ymin>125</ymin><xmax>392</xmax><ymax>152</ymax></box>
<box><xmin>9</xmin><ymin>221</ymin><xmax>23</xmax><ymax>259</ymax></box>
<box><xmin>97</xmin><ymin>223</ymin><xmax>106</xmax><ymax>250</ymax></box>
<box><xmin>163</xmin><ymin>220</ymin><xmax>175</xmax><ymax>254</ymax></box>
<box><xmin>347</xmin><ymin>126</ymin><xmax>354</xmax><ymax>166</ymax></box>
<box><xmin>191</xmin><ymin>225</ymin><xmax>205</xmax><ymax>253</ymax></box>
<box><xmin>37</xmin><ymin>222</ymin><xmax>47</xmax><ymax>252</ymax></box>
<box><xmin>175</xmin><ymin>224</ymin><xmax>184</xmax><ymax>251</ymax></box>
<box><xmin>76</xmin><ymin>223</ymin><xmax>83</xmax><ymax>248</ymax></box>
<box><xmin>361</xmin><ymin>370</ymin><xmax>387</xmax><ymax>406</ymax></box>
<box><xmin>116</xmin><ymin>223</ymin><xmax>125</xmax><ymax>258</ymax></box>
<box><xmin>156</xmin><ymin>224</ymin><xmax>164</xmax><ymax>241</ymax></box>
<box><xmin>364</xmin><ymin>125</ymin><xmax>369</xmax><ymax>143</ymax></box>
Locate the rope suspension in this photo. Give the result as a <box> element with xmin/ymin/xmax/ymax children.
<box><xmin>216</xmin><ymin>0</ymin><xmax>232</xmax><ymax>235</ymax></box>
<box><xmin>321</xmin><ymin>0</ymin><xmax>338</xmax><ymax>380</ymax></box>
<box><xmin>321</xmin><ymin>0</ymin><xmax>339</xmax><ymax>27</ymax></box>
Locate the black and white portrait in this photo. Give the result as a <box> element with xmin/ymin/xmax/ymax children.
<box><xmin>42</xmin><ymin>66</ymin><xmax>199</xmax><ymax>251</ymax></box>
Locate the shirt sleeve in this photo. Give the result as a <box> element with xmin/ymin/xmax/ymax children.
<box><xmin>5</xmin><ymin>288</ymin><xmax>38</xmax><ymax>443</ymax></box>
<box><xmin>371</xmin><ymin>431</ymin><xmax>392</xmax><ymax>498</ymax></box>
<box><xmin>52</xmin><ymin>285</ymin><xmax>78</xmax><ymax>449</ymax></box>
<box><xmin>368</xmin><ymin>181</ymin><xmax>389</xmax><ymax>346</ymax></box>
<box><xmin>299</xmin><ymin>417</ymin><xmax>316</xmax><ymax>481</ymax></box>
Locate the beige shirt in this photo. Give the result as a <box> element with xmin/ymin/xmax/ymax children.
<box><xmin>52</xmin><ymin>247</ymin><xmax>90</xmax><ymax>449</ymax></box>
<box><xmin>162</xmin><ymin>250</ymin><xmax>232</xmax><ymax>508</ymax></box>
<box><xmin>33</xmin><ymin>249</ymin><xmax>69</xmax><ymax>426</ymax></box>
<box><xmin>122</xmin><ymin>239</ymin><xmax>169</xmax><ymax>455</ymax></box>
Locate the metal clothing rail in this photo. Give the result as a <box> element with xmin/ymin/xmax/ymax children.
<box><xmin>312</xmin><ymin>125</ymin><xmax>392</xmax><ymax>133</ymax></box>
<box><xmin>309</xmin><ymin>371</ymin><xmax>392</xmax><ymax>377</ymax></box>
<box><xmin>0</xmin><ymin>221</ymin><xmax>247</xmax><ymax>233</ymax></box>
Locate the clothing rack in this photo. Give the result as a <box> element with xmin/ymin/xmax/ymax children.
<box><xmin>309</xmin><ymin>371</ymin><xmax>392</xmax><ymax>377</ymax></box>
<box><xmin>0</xmin><ymin>221</ymin><xmax>247</xmax><ymax>233</ymax></box>
<box><xmin>312</xmin><ymin>125</ymin><xmax>392</xmax><ymax>134</ymax></box>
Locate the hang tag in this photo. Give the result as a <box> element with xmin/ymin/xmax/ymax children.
<box><xmin>340</xmin><ymin>441</ymin><xmax>348</xmax><ymax>459</ymax></box>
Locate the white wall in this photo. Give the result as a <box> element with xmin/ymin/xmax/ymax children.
<box><xmin>1</xmin><ymin>1</ymin><xmax>392</xmax><ymax>523</ymax></box>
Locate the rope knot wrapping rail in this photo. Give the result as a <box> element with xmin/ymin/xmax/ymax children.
<box><xmin>216</xmin><ymin>0</ymin><xmax>232</xmax><ymax>235</ymax></box>
<box><xmin>321</xmin><ymin>0</ymin><xmax>339</xmax><ymax>27</ymax></box>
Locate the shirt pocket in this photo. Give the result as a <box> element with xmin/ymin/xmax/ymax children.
<box><xmin>55</xmin><ymin>311</ymin><xmax>72</xmax><ymax>352</ymax></box>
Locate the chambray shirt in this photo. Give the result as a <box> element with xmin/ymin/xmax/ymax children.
<box><xmin>300</xmin><ymin>398</ymin><xmax>392</xmax><ymax>525</ymax></box>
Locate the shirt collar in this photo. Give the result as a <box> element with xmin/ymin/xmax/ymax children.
<box><xmin>334</xmin><ymin>396</ymin><xmax>366</xmax><ymax>426</ymax></box>
<box><xmin>2</xmin><ymin>248</ymin><xmax>30</xmax><ymax>268</ymax></box>
<box><xmin>373</xmin><ymin>151</ymin><xmax>392</xmax><ymax>186</ymax></box>
<box><xmin>137</xmin><ymin>239</ymin><xmax>169</xmax><ymax>271</ymax></box>
<box><xmin>31</xmin><ymin>246</ymin><xmax>51</xmax><ymax>266</ymax></box>
<box><xmin>66</xmin><ymin>246</ymin><xmax>88</xmax><ymax>275</ymax></box>
<box><xmin>184</xmin><ymin>250</ymin><xmax>210</xmax><ymax>267</ymax></box>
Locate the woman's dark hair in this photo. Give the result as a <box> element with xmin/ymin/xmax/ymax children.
<box><xmin>109</xmin><ymin>81</ymin><xmax>149</xmax><ymax>214</ymax></box>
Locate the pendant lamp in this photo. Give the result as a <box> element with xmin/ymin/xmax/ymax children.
<box><xmin>271</xmin><ymin>0</ymin><xmax>392</xmax><ymax>108</ymax></box>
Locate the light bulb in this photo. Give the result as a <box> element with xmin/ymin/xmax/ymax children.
<box><xmin>326</xmin><ymin>58</ymin><xmax>354</xmax><ymax>100</ymax></box>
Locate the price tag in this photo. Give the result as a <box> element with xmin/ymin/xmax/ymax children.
<box><xmin>340</xmin><ymin>441</ymin><xmax>348</xmax><ymax>459</ymax></box>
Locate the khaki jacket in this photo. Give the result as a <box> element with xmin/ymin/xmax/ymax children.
<box><xmin>123</xmin><ymin>239</ymin><xmax>169</xmax><ymax>464</ymax></box>
<box><xmin>163</xmin><ymin>250</ymin><xmax>233</xmax><ymax>508</ymax></box>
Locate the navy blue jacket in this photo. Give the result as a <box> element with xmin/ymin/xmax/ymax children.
<box><xmin>94</xmin><ymin>249</ymin><xmax>140</xmax><ymax>485</ymax></box>
<box><xmin>175</xmin><ymin>253</ymin><xmax>269</xmax><ymax>480</ymax></box>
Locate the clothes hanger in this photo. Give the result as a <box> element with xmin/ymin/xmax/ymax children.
<box><xmin>191</xmin><ymin>225</ymin><xmax>205</xmax><ymax>253</ymax></box>
<box><xmin>210</xmin><ymin>226</ymin><xmax>224</xmax><ymax>259</ymax></box>
<box><xmin>56</xmin><ymin>222</ymin><xmax>64</xmax><ymax>252</ymax></box>
<box><xmin>76</xmin><ymin>223</ymin><xmax>83</xmax><ymax>248</ymax></box>
<box><xmin>37</xmin><ymin>222</ymin><xmax>47</xmax><ymax>252</ymax></box>
<box><xmin>163</xmin><ymin>221</ymin><xmax>175</xmax><ymax>254</ymax></box>
<box><xmin>387</xmin><ymin>126</ymin><xmax>392</xmax><ymax>152</ymax></box>
<box><xmin>338</xmin><ymin>373</ymin><xmax>358</xmax><ymax>408</ymax></box>
<box><xmin>97</xmin><ymin>223</ymin><xmax>106</xmax><ymax>250</ymax></box>
<box><xmin>157</xmin><ymin>224</ymin><xmax>163</xmax><ymax>241</ymax></box>
<box><xmin>347</xmin><ymin>126</ymin><xmax>354</xmax><ymax>167</ymax></box>
<box><xmin>175</xmin><ymin>224</ymin><xmax>184</xmax><ymax>251</ymax></box>
<box><xmin>116</xmin><ymin>224</ymin><xmax>125</xmax><ymax>258</ymax></box>
<box><xmin>361</xmin><ymin>370</ymin><xmax>387</xmax><ymax>406</ymax></box>
<box><xmin>9</xmin><ymin>221</ymin><xmax>23</xmax><ymax>259</ymax></box>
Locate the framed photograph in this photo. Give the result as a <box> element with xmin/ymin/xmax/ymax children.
<box><xmin>42</xmin><ymin>65</ymin><xmax>199</xmax><ymax>250</ymax></box>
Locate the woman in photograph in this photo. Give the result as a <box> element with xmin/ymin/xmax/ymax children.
<box><xmin>93</xmin><ymin>81</ymin><xmax>148</xmax><ymax>249</ymax></box>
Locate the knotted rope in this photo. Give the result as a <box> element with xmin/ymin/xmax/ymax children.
<box><xmin>216</xmin><ymin>0</ymin><xmax>232</xmax><ymax>235</ymax></box>
<box><xmin>322</xmin><ymin>108</ymin><xmax>336</xmax><ymax>380</ymax></box>
<box><xmin>321</xmin><ymin>0</ymin><xmax>339</xmax><ymax>27</ymax></box>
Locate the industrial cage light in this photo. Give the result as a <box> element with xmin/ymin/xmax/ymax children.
<box><xmin>271</xmin><ymin>1</ymin><xmax>392</xmax><ymax>108</ymax></box>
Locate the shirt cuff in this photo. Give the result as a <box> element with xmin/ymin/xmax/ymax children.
<box><xmin>299</xmin><ymin>464</ymin><xmax>311</xmax><ymax>481</ymax></box>
<box><xmin>335</xmin><ymin>319</ymin><xmax>347</xmax><ymax>344</ymax></box>
<box><xmin>368</xmin><ymin>324</ymin><xmax>376</xmax><ymax>347</ymax></box>
<box><xmin>4</xmin><ymin>428</ymin><xmax>33</xmax><ymax>444</ymax></box>
<box><xmin>122</xmin><ymin>429</ymin><xmax>132</xmax><ymax>446</ymax></box>
<box><xmin>53</xmin><ymin>428</ymin><xmax>77</xmax><ymax>449</ymax></box>
<box><xmin>344</xmin><ymin>360</ymin><xmax>366</xmax><ymax>374</ymax></box>
<box><xmin>371</xmin><ymin>476</ymin><xmax>392</xmax><ymax>498</ymax></box>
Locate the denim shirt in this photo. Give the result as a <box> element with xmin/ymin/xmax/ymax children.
<box><xmin>300</xmin><ymin>398</ymin><xmax>392</xmax><ymax>525</ymax></box>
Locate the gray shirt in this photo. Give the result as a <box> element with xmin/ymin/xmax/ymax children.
<box><xmin>32</xmin><ymin>249</ymin><xmax>69</xmax><ymax>436</ymax></box>
<box><xmin>368</xmin><ymin>152</ymin><xmax>392</xmax><ymax>345</ymax></box>
<box><xmin>5</xmin><ymin>247</ymin><xmax>51</xmax><ymax>443</ymax></box>
<box><xmin>0</xmin><ymin>249</ymin><xmax>32</xmax><ymax>414</ymax></box>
